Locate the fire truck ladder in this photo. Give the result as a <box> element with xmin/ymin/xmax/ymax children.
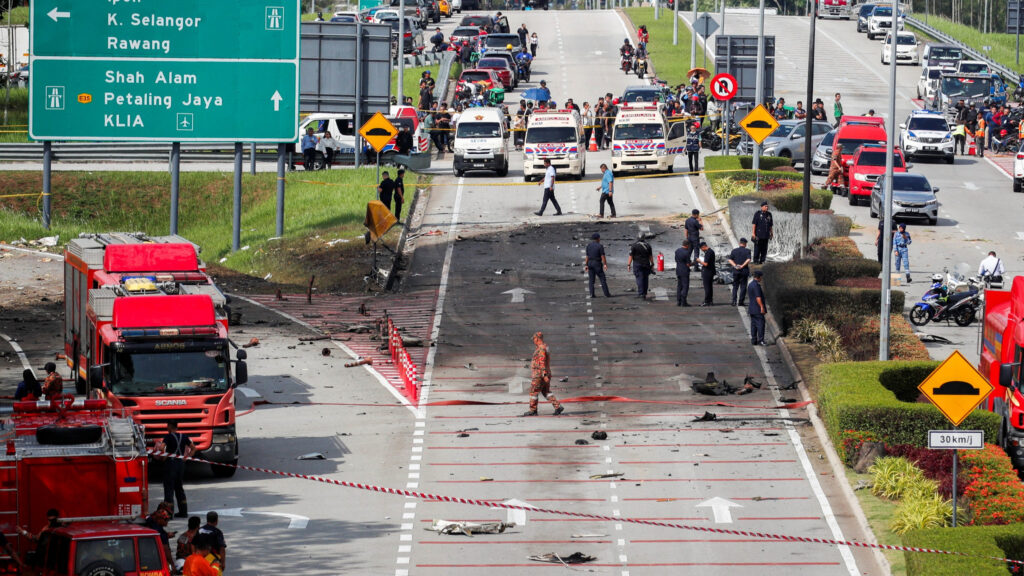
<box><xmin>0</xmin><ymin>459</ymin><xmax>17</xmax><ymax>540</ymax></box>
<box><xmin>106</xmin><ymin>417</ymin><xmax>143</xmax><ymax>461</ymax></box>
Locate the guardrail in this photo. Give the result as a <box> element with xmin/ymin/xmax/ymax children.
<box><xmin>0</xmin><ymin>142</ymin><xmax>311</xmax><ymax>164</ymax></box>
<box><xmin>906</xmin><ymin>16</ymin><xmax>1018</xmax><ymax>80</ymax></box>
<box><xmin>435</xmin><ymin>51</ymin><xmax>456</xmax><ymax>103</ymax></box>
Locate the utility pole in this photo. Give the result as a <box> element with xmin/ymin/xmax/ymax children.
<box><xmin>398</xmin><ymin>0</ymin><xmax>406</xmax><ymax>104</ymax></box>
<box><xmin>674</xmin><ymin>0</ymin><xmax>680</xmax><ymax>44</ymax></box>
<box><xmin>800</xmin><ymin>0</ymin><xmax>817</xmax><ymax>258</ymax></box>
<box><xmin>691</xmin><ymin>0</ymin><xmax>698</xmax><ymax>69</ymax></box>
<box><xmin>752</xmin><ymin>0</ymin><xmax>765</xmax><ymax>184</ymax></box>
<box><xmin>879</xmin><ymin>4</ymin><xmax>898</xmax><ymax>361</ymax></box>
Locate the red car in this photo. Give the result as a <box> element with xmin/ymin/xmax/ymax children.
<box><xmin>475</xmin><ymin>57</ymin><xmax>515</xmax><ymax>89</ymax></box>
<box><xmin>457</xmin><ymin>69</ymin><xmax>500</xmax><ymax>91</ymax></box>
<box><xmin>846</xmin><ymin>144</ymin><xmax>908</xmax><ymax>205</ymax></box>
<box><xmin>833</xmin><ymin>122</ymin><xmax>887</xmax><ymax>197</ymax></box>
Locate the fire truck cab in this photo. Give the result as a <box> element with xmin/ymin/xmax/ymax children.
<box><xmin>981</xmin><ymin>276</ymin><xmax>1024</xmax><ymax>468</ymax></box>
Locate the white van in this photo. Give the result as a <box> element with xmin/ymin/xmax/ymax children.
<box><xmin>294</xmin><ymin>113</ymin><xmax>358</xmax><ymax>170</ymax></box>
<box><xmin>523</xmin><ymin>109</ymin><xmax>586</xmax><ymax>181</ymax></box>
<box><xmin>610</xmin><ymin>103</ymin><xmax>686</xmax><ymax>174</ymax></box>
<box><xmin>453</xmin><ymin>108</ymin><xmax>510</xmax><ymax>177</ymax></box>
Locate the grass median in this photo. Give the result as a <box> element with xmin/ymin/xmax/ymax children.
<box><xmin>622</xmin><ymin>7</ymin><xmax>714</xmax><ymax>87</ymax></box>
<box><xmin>0</xmin><ymin>168</ymin><xmax>401</xmax><ymax>292</ymax></box>
<box><xmin>0</xmin><ymin>88</ymin><xmax>28</xmax><ymax>143</ymax></box>
<box><xmin>910</xmin><ymin>15</ymin><xmax>1024</xmax><ymax>75</ymax></box>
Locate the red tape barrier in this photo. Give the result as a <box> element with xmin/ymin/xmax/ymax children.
<box><xmin>388</xmin><ymin>318</ymin><xmax>421</xmax><ymax>403</ymax></box>
<box><xmin>153</xmin><ymin>449</ymin><xmax>1023</xmax><ymax>566</ymax></box>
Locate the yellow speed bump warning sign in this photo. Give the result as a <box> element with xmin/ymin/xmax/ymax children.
<box><xmin>359</xmin><ymin>112</ymin><xmax>398</xmax><ymax>153</ymax></box>
<box><xmin>739</xmin><ymin>104</ymin><xmax>780</xmax><ymax>146</ymax></box>
<box><xmin>918</xmin><ymin>350</ymin><xmax>994</xmax><ymax>427</ymax></box>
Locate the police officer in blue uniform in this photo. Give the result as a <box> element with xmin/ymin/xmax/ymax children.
<box><xmin>627</xmin><ymin>232</ymin><xmax>654</xmax><ymax>300</ymax></box>
<box><xmin>747</xmin><ymin>270</ymin><xmax>767</xmax><ymax>345</ymax></box>
<box><xmin>728</xmin><ymin>238</ymin><xmax>753</xmax><ymax>307</ymax></box>
<box><xmin>674</xmin><ymin>239</ymin><xmax>693</xmax><ymax>306</ymax></box>
<box><xmin>684</xmin><ymin>209</ymin><xmax>703</xmax><ymax>265</ymax></box>
<box><xmin>751</xmin><ymin>201</ymin><xmax>773</xmax><ymax>264</ymax></box>
<box><xmin>585</xmin><ymin>232</ymin><xmax>612</xmax><ymax>298</ymax></box>
<box><xmin>698</xmin><ymin>241</ymin><xmax>716</xmax><ymax>306</ymax></box>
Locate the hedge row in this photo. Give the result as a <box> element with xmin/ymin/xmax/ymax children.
<box><xmin>703</xmin><ymin>155</ymin><xmax>804</xmax><ymax>183</ymax></box>
<box><xmin>902</xmin><ymin>524</ymin><xmax>1024</xmax><ymax>575</ymax></box>
<box><xmin>817</xmin><ymin>362</ymin><xmax>1000</xmax><ymax>457</ymax></box>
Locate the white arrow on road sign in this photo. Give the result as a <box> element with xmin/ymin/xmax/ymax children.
<box><xmin>493</xmin><ymin>498</ymin><xmax>538</xmax><ymax>526</ymax></box>
<box><xmin>271</xmin><ymin>90</ymin><xmax>284</xmax><ymax>112</ymax></box>
<box><xmin>502</xmin><ymin>288</ymin><xmax>534</xmax><ymax>303</ymax></box>
<box><xmin>48</xmin><ymin>7</ymin><xmax>71</xmax><ymax>21</ymax></box>
<box><xmin>697</xmin><ymin>497</ymin><xmax>742</xmax><ymax>523</ymax></box>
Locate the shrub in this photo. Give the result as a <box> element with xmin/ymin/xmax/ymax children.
<box><xmin>903</xmin><ymin>525</ymin><xmax>1024</xmax><ymax>576</ymax></box>
<box><xmin>761</xmin><ymin>188</ymin><xmax>833</xmax><ymax>213</ymax></box>
<box><xmin>887</xmin><ymin>444</ymin><xmax>965</xmax><ymax>499</ymax></box>
<box><xmin>792</xmin><ymin>317</ymin><xmax>847</xmax><ymax>363</ymax></box>
<box><xmin>835</xmin><ymin>277</ymin><xmax>881</xmax><ymax>289</ymax></box>
<box><xmin>710</xmin><ymin>177</ymin><xmax>757</xmax><ymax>201</ymax></box>
<box><xmin>961</xmin><ymin>444</ymin><xmax>1024</xmax><ymax>526</ymax></box>
<box><xmin>812</xmin><ymin>236</ymin><xmax>862</xmax><ymax>259</ymax></box>
<box><xmin>839</xmin><ymin>429</ymin><xmax>879</xmax><ymax>465</ymax></box>
<box><xmin>811</xmin><ymin>259</ymin><xmax>882</xmax><ymax>286</ymax></box>
<box><xmin>817</xmin><ymin>362</ymin><xmax>1001</xmax><ymax>450</ymax></box>
<box><xmin>892</xmin><ymin>493</ymin><xmax>953</xmax><ymax>535</ymax></box>
<box><xmin>738</xmin><ymin>155</ymin><xmax>792</xmax><ymax>171</ymax></box>
<box><xmin>870</xmin><ymin>456</ymin><xmax>930</xmax><ymax>500</ymax></box>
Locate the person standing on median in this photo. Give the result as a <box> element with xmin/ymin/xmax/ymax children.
<box><xmin>535</xmin><ymin>158</ymin><xmax>562</xmax><ymax>216</ymax></box>
<box><xmin>597</xmin><ymin>163</ymin><xmax>616</xmax><ymax>218</ymax></box>
<box><xmin>523</xmin><ymin>332</ymin><xmax>563</xmax><ymax>417</ymax></box>
<box><xmin>585</xmin><ymin>232</ymin><xmax>611</xmax><ymax>298</ymax></box>
<box><xmin>393</xmin><ymin>169</ymin><xmax>406</xmax><ymax>222</ymax></box>
<box><xmin>378</xmin><ymin>171</ymin><xmax>396</xmax><ymax>214</ymax></box>
<box><xmin>751</xmin><ymin>201</ymin><xmax>774</xmax><ymax>264</ymax></box>
<box><xmin>748</xmin><ymin>270</ymin><xmax>767</xmax><ymax>346</ymax></box>
<box><xmin>675</xmin><ymin>239</ymin><xmax>693</xmax><ymax>307</ymax></box>
<box><xmin>729</xmin><ymin>238</ymin><xmax>753</xmax><ymax>307</ymax></box>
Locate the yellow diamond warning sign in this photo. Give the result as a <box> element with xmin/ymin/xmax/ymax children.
<box><xmin>359</xmin><ymin>112</ymin><xmax>398</xmax><ymax>153</ymax></box>
<box><xmin>918</xmin><ymin>350</ymin><xmax>994</xmax><ymax>427</ymax></box>
<box><xmin>739</xmin><ymin>104</ymin><xmax>780</xmax><ymax>146</ymax></box>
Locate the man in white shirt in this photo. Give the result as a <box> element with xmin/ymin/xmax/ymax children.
<box><xmin>534</xmin><ymin>158</ymin><xmax>562</xmax><ymax>216</ymax></box>
<box><xmin>979</xmin><ymin>251</ymin><xmax>1005</xmax><ymax>282</ymax></box>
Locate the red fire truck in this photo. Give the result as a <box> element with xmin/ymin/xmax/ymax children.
<box><xmin>0</xmin><ymin>397</ymin><xmax>155</xmax><ymax>572</ymax></box>
<box><xmin>980</xmin><ymin>276</ymin><xmax>1024</xmax><ymax>467</ymax></box>
<box><xmin>64</xmin><ymin>234</ymin><xmax>247</xmax><ymax>476</ymax></box>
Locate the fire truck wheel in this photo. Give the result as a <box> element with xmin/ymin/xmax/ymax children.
<box><xmin>81</xmin><ymin>560</ymin><xmax>124</xmax><ymax>576</ymax></box>
<box><xmin>36</xmin><ymin>424</ymin><xmax>103</xmax><ymax>445</ymax></box>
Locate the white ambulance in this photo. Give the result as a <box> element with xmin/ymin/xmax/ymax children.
<box><xmin>523</xmin><ymin>109</ymin><xmax>586</xmax><ymax>181</ymax></box>
<box><xmin>610</xmin><ymin>103</ymin><xmax>687</xmax><ymax>174</ymax></box>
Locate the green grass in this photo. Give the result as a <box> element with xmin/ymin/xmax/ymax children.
<box><xmin>0</xmin><ymin>87</ymin><xmax>28</xmax><ymax>143</ymax></box>
<box><xmin>902</xmin><ymin>524</ymin><xmax>1024</xmax><ymax>575</ymax></box>
<box><xmin>846</xmin><ymin>469</ymin><xmax>907</xmax><ymax>576</ymax></box>
<box><xmin>392</xmin><ymin>64</ymin><xmax>440</xmax><ymax>106</ymax></box>
<box><xmin>0</xmin><ymin>168</ymin><xmax>382</xmax><ymax>285</ymax></box>
<box><xmin>912</xmin><ymin>15</ymin><xmax>1024</xmax><ymax>75</ymax></box>
<box><xmin>0</xmin><ymin>6</ymin><xmax>28</xmax><ymax>25</ymax></box>
<box><xmin>622</xmin><ymin>7</ymin><xmax>714</xmax><ymax>87</ymax></box>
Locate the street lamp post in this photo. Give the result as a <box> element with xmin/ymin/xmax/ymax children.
<box><xmin>879</xmin><ymin>6</ymin><xmax>898</xmax><ymax>360</ymax></box>
<box><xmin>800</xmin><ymin>0</ymin><xmax>817</xmax><ymax>257</ymax></box>
<box><xmin>752</xmin><ymin>0</ymin><xmax>765</xmax><ymax>185</ymax></box>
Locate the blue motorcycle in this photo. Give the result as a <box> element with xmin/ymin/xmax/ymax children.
<box><xmin>908</xmin><ymin>273</ymin><xmax>981</xmax><ymax>327</ymax></box>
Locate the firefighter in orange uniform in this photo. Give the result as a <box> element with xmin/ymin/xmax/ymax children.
<box><xmin>522</xmin><ymin>332</ymin><xmax>564</xmax><ymax>417</ymax></box>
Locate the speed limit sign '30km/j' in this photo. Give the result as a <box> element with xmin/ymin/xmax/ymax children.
<box><xmin>710</xmin><ymin>73</ymin><xmax>738</xmax><ymax>101</ymax></box>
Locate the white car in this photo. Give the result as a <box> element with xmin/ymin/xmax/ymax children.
<box><xmin>450</xmin><ymin>0</ymin><xmax>463</xmax><ymax>12</ymax></box>
<box><xmin>1014</xmin><ymin>141</ymin><xmax>1024</xmax><ymax>192</ymax></box>
<box><xmin>372</xmin><ymin>9</ymin><xmax>400</xmax><ymax>22</ymax></box>
<box><xmin>956</xmin><ymin>60</ymin><xmax>990</xmax><ymax>75</ymax></box>
<box><xmin>882</xmin><ymin>31</ymin><xmax>919</xmax><ymax>65</ymax></box>
<box><xmin>867</xmin><ymin>5</ymin><xmax>904</xmax><ymax>40</ymax></box>
<box><xmin>899</xmin><ymin>109</ymin><xmax>954</xmax><ymax>163</ymax></box>
<box><xmin>917</xmin><ymin>66</ymin><xmax>952</xmax><ymax>101</ymax></box>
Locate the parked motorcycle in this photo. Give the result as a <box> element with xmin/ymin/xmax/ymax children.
<box><xmin>909</xmin><ymin>268</ymin><xmax>984</xmax><ymax>327</ymax></box>
<box><xmin>991</xmin><ymin>127</ymin><xmax>1020</xmax><ymax>154</ymax></box>
<box><xmin>699</xmin><ymin>125</ymin><xmax>722</xmax><ymax>151</ymax></box>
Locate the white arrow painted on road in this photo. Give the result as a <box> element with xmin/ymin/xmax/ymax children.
<box><xmin>697</xmin><ymin>497</ymin><xmax>742</xmax><ymax>524</ymax></box>
<box><xmin>48</xmin><ymin>7</ymin><xmax>71</xmax><ymax>21</ymax></box>
<box><xmin>494</xmin><ymin>498</ymin><xmax>537</xmax><ymax>526</ymax></box>
<box><xmin>192</xmin><ymin>508</ymin><xmax>309</xmax><ymax>529</ymax></box>
<box><xmin>271</xmin><ymin>91</ymin><xmax>284</xmax><ymax>112</ymax></box>
<box><xmin>963</xmin><ymin>181</ymin><xmax>979</xmax><ymax>191</ymax></box>
<box><xmin>502</xmin><ymin>288</ymin><xmax>534</xmax><ymax>303</ymax></box>
<box><xmin>652</xmin><ymin>287</ymin><xmax>668</xmax><ymax>301</ymax></box>
<box><xmin>1016</xmin><ymin>232</ymin><xmax>1024</xmax><ymax>241</ymax></box>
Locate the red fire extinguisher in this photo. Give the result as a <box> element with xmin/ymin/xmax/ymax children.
<box><xmin>657</xmin><ymin>252</ymin><xmax>665</xmax><ymax>272</ymax></box>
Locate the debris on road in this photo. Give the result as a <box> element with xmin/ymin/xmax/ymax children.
<box><xmin>344</xmin><ymin>358</ymin><xmax>373</xmax><ymax>367</ymax></box>
<box><xmin>693</xmin><ymin>411</ymin><xmax>717</xmax><ymax>422</ymax></box>
<box><xmin>589</xmin><ymin>472</ymin><xmax>624</xmax><ymax>479</ymax></box>
<box><xmin>321</xmin><ymin>348</ymin><xmax>331</xmax><ymax>356</ymax></box>
<box><xmin>464</xmin><ymin>363</ymin><xmax>476</xmax><ymax>371</ymax></box>
<box><xmin>242</xmin><ymin>337</ymin><xmax>260</xmax><ymax>348</ymax></box>
<box><xmin>558</xmin><ymin>377</ymin><xmax>569</xmax><ymax>382</ymax></box>
<box><xmin>527</xmin><ymin>552</ymin><xmax>596</xmax><ymax>564</ymax></box>
<box><xmin>346</xmin><ymin>324</ymin><xmax>373</xmax><ymax>333</ymax></box>
<box><xmin>298</xmin><ymin>335</ymin><xmax>331</xmax><ymax>341</ymax></box>
<box><xmin>915</xmin><ymin>332</ymin><xmax>953</xmax><ymax>344</ymax></box>
<box><xmin>480</xmin><ymin>477</ymin><xmax>493</xmax><ymax>482</ymax></box>
<box><xmin>778</xmin><ymin>380</ymin><xmax>801</xmax><ymax>390</ymax></box>
<box><xmin>574</xmin><ymin>439</ymin><xmax>589</xmax><ymax>445</ymax></box>
<box><xmin>427</xmin><ymin>519</ymin><xmax>515</xmax><ymax>536</ymax></box>
<box><xmin>590</xmin><ymin>431</ymin><xmax>607</xmax><ymax>440</ymax></box>
<box><xmin>297</xmin><ymin>452</ymin><xmax>326</xmax><ymax>460</ymax></box>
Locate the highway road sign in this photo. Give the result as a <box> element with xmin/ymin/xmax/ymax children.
<box><xmin>928</xmin><ymin>430</ymin><xmax>984</xmax><ymax>450</ymax></box>
<box><xmin>739</xmin><ymin>104</ymin><xmax>779</xmax><ymax>145</ymax></box>
<box><xmin>29</xmin><ymin>0</ymin><xmax>300</xmax><ymax>142</ymax></box>
<box><xmin>710</xmin><ymin>73</ymin><xmax>738</xmax><ymax>101</ymax></box>
<box><xmin>694</xmin><ymin>13</ymin><xmax>719</xmax><ymax>39</ymax></box>
<box><xmin>918</xmin><ymin>350</ymin><xmax>994</xmax><ymax>427</ymax></box>
<box><xmin>360</xmin><ymin>112</ymin><xmax>398</xmax><ymax>152</ymax></box>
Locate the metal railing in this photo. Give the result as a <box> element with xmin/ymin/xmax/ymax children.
<box><xmin>0</xmin><ymin>142</ymin><xmax>286</xmax><ymax>163</ymax></box>
<box><xmin>906</xmin><ymin>16</ymin><xmax>1018</xmax><ymax>80</ymax></box>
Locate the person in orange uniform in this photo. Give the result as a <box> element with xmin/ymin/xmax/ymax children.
<box><xmin>41</xmin><ymin>362</ymin><xmax>63</xmax><ymax>400</ymax></box>
<box><xmin>184</xmin><ymin>535</ymin><xmax>220</xmax><ymax>576</ymax></box>
<box><xmin>522</xmin><ymin>332</ymin><xmax>564</xmax><ymax>417</ymax></box>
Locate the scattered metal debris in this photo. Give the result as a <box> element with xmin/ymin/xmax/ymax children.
<box><xmin>242</xmin><ymin>337</ymin><xmax>260</xmax><ymax>348</ymax></box>
<box><xmin>589</xmin><ymin>472</ymin><xmax>624</xmax><ymax>479</ymax></box>
<box><xmin>297</xmin><ymin>452</ymin><xmax>326</xmax><ymax>460</ymax></box>
<box><xmin>344</xmin><ymin>358</ymin><xmax>373</xmax><ymax>367</ymax></box>
<box><xmin>574</xmin><ymin>439</ymin><xmax>589</xmax><ymax>445</ymax></box>
<box><xmin>527</xmin><ymin>552</ymin><xmax>596</xmax><ymax>565</ymax></box>
<box><xmin>693</xmin><ymin>411</ymin><xmax>717</xmax><ymax>422</ymax></box>
<box><xmin>590</xmin><ymin>431</ymin><xmax>608</xmax><ymax>441</ymax></box>
<box><xmin>427</xmin><ymin>519</ymin><xmax>515</xmax><ymax>536</ymax></box>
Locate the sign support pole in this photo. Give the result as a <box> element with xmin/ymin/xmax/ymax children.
<box><xmin>753</xmin><ymin>0</ymin><xmax>765</xmax><ymax>193</ymax></box>
<box><xmin>233</xmin><ymin>143</ymin><xmax>242</xmax><ymax>253</ymax></box>
<box><xmin>952</xmin><ymin>446</ymin><xmax>959</xmax><ymax>527</ymax></box>
<box><xmin>723</xmin><ymin>104</ymin><xmax>729</xmax><ymax>156</ymax></box>
<box><xmin>879</xmin><ymin>5</ymin><xmax>898</xmax><ymax>361</ymax></box>
<box><xmin>398</xmin><ymin>0</ymin><xmax>406</xmax><ymax>104</ymax></box>
<box><xmin>376</xmin><ymin>157</ymin><xmax>381</xmax><ymax>199</ymax></box>
<box><xmin>800</xmin><ymin>0</ymin><xmax>817</xmax><ymax>258</ymax></box>
<box><xmin>276</xmin><ymin>143</ymin><xmax>286</xmax><ymax>237</ymax></box>
<box><xmin>42</xmin><ymin>141</ymin><xmax>52</xmax><ymax>230</ymax></box>
<box><xmin>251</xmin><ymin>142</ymin><xmax>257</xmax><ymax>175</ymax></box>
<box><xmin>170</xmin><ymin>142</ymin><xmax>181</xmax><ymax>234</ymax></box>
<box><xmin>1018</xmin><ymin>1</ymin><xmax>1021</xmax><ymax>66</ymax></box>
<box><xmin>674</xmin><ymin>0</ymin><xmax>679</xmax><ymax>45</ymax></box>
<box><xmin>355</xmin><ymin>19</ymin><xmax>364</xmax><ymax>170</ymax></box>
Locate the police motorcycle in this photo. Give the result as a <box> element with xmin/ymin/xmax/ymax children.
<box><xmin>908</xmin><ymin>264</ymin><xmax>984</xmax><ymax>327</ymax></box>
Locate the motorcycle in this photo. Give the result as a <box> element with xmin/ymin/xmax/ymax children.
<box><xmin>699</xmin><ymin>124</ymin><xmax>722</xmax><ymax>151</ymax></box>
<box><xmin>909</xmin><ymin>266</ymin><xmax>985</xmax><ymax>327</ymax></box>
<box><xmin>991</xmin><ymin>127</ymin><xmax>1019</xmax><ymax>154</ymax></box>
<box><xmin>515</xmin><ymin>54</ymin><xmax>532</xmax><ymax>82</ymax></box>
<box><xmin>620</xmin><ymin>54</ymin><xmax>632</xmax><ymax>74</ymax></box>
<box><xmin>635</xmin><ymin>56</ymin><xmax>648</xmax><ymax>80</ymax></box>
<box><xmin>1015</xmin><ymin>76</ymin><xmax>1024</xmax><ymax>103</ymax></box>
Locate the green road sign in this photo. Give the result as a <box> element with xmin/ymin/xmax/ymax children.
<box><xmin>29</xmin><ymin>60</ymin><xmax>298</xmax><ymax>142</ymax></box>
<box><xmin>30</xmin><ymin>0</ymin><xmax>300</xmax><ymax>142</ymax></box>
<box><xmin>359</xmin><ymin>0</ymin><xmax>384</xmax><ymax>10</ymax></box>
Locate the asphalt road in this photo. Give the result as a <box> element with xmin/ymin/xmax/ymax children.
<box><xmin>686</xmin><ymin>11</ymin><xmax>1022</xmax><ymax>364</ymax></box>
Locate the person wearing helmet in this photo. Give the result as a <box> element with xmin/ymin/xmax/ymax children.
<box><xmin>620</xmin><ymin>38</ymin><xmax>634</xmax><ymax>59</ymax></box>
<box><xmin>686</xmin><ymin>121</ymin><xmax>702</xmax><ymax>174</ymax></box>
<box><xmin>536</xmin><ymin>79</ymin><xmax>551</xmax><ymax>103</ymax></box>
<box><xmin>506</xmin><ymin>43</ymin><xmax>514</xmax><ymax>51</ymax></box>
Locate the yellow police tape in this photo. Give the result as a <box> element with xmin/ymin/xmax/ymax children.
<box><xmin>293</xmin><ymin>168</ymin><xmax>745</xmax><ymax>189</ymax></box>
<box><xmin>0</xmin><ymin>192</ymin><xmax>41</xmax><ymax>199</ymax></box>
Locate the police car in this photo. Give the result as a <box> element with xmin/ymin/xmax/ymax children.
<box><xmin>898</xmin><ymin>109</ymin><xmax>954</xmax><ymax>164</ymax></box>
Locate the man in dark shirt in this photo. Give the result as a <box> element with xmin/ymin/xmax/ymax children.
<box><xmin>875</xmin><ymin>218</ymin><xmax>897</xmax><ymax>264</ymax></box>
<box><xmin>396</xmin><ymin>125</ymin><xmax>414</xmax><ymax>155</ymax></box>
<box><xmin>157</xmin><ymin>421</ymin><xmax>194</xmax><ymax>518</ymax></box>
<box><xmin>626</xmin><ymin>232</ymin><xmax>654</xmax><ymax>300</ymax></box>
<box><xmin>378</xmin><ymin>172</ymin><xmax>397</xmax><ymax>213</ymax></box>
<box><xmin>144</xmin><ymin>509</ymin><xmax>175</xmax><ymax>562</ymax></box>
<box><xmin>684</xmin><ymin>209</ymin><xmax>703</xmax><ymax>265</ymax></box>
<box><xmin>698</xmin><ymin>241</ymin><xmax>716</xmax><ymax>306</ymax></box>
<box><xmin>748</xmin><ymin>271</ymin><xmax>767</xmax><ymax>345</ymax></box>
<box><xmin>728</xmin><ymin>238</ymin><xmax>753</xmax><ymax>307</ymax></box>
<box><xmin>199</xmin><ymin>511</ymin><xmax>227</xmax><ymax>571</ymax></box>
<box><xmin>584</xmin><ymin>233</ymin><xmax>611</xmax><ymax>298</ymax></box>
<box><xmin>393</xmin><ymin>169</ymin><xmax>406</xmax><ymax>221</ymax></box>
<box><xmin>674</xmin><ymin>239</ymin><xmax>693</xmax><ymax>306</ymax></box>
<box><xmin>751</xmin><ymin>201</ymin><xmax>773</xmax><ymax>264</ymax></box>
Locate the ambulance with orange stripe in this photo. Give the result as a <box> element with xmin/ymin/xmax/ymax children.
<box><xmin>523</xmin><ymin>109</ymin><xmax>587</xmax><ymax>181</ymax></box>
<box><xmin>610</xmin><ymin>103</ymin><xmax>688</xmax><ymax>175</ymax></box>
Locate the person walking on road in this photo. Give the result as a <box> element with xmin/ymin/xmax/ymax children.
<box><xmin>893</xmin><ymin>222</ymin><xmax>912</xmax><ymax>283</ymax></box>
<box><xmin>729</xmin><ymin>238</ymin><xmax>752</xmax><ymax>307</ymax></box>
<box><xmin>686</xmin><ymin>122</ymin><xmax>701</xmax><ymax>174</ymax></box>
<box><xmin>530</xmin><ymin>32</ymin><xmax>539</xmax><ymax>57</ymax></box>
<box><xmin>751</xmin><ymin>201</ymin><xmax>773</xmax><ymax>264</ymax></box>
<box><xmin>156</xmin><ymin>421</ymin><xmax>194</xmax><ymax>518</ymax></box>
<box><xmin>627</xmin><ymin>232</ymin><xmax>654</xmax><ymax>300</ymax></box>
<box><xmin>535</xmin><ymin>158</ymin><xmax>562</xmax><ymax>216</ymax></box>
<box><xmin>684</xmin><ymin>209</ymin><xmax>703</xmax><ymax>265</ymax></box>
<box><xmin>675</xmin><ymin>239</ymin><xmax>693</xmax><ymax>307</ymax></box>
<box><xmin>585</xmin><ymin>232</ymin><xmax>611</xmax><ymax>298</ymax></box>
<box><xmin>517</xmin><ymin>23</ymin><xmax>529</xmax><ymax>47</ymax></box>
<box><xmin>833</xmin><ymin>92</ymin><xmax>844</xmax><ymax>127</ymax></box>
<box><xmin>748</xmin><ymin>270</ymin><xmax>767</xmax><ymax>345</ymax></box>
<box><xmin>597</xmin><ymin>163</ymin><xmax>616</xmax><ymax>218</ymax></box>
<box><xmin>699</xmin><ymin>241</ymin><xmax>716</xmax><ymax>306</ymax></box>
<box><xmin>952</xmin><ymin>121</ymin><xmax>967</xmax><ymax>155</ymax></box>
<box><xmin>523</xmin><ymin>332</ymin><xmax>563</xmax><ymax>417</ymax></box>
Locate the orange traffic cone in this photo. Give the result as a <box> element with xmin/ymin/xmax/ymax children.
<box><xmin>589</xmin><ymin>130</ymin><xmax>598</xmax><ymax>152</ymax></box>
<box><xmin>968</xmin><ymin>140</ymin><xmax>977</xmax><ymax>156</ymax></box>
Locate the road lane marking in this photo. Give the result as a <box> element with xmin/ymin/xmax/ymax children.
<box><xmin>0</xmin><ymin>333</ymin><xmax>31</xmax><ymax>371</ymax></box>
